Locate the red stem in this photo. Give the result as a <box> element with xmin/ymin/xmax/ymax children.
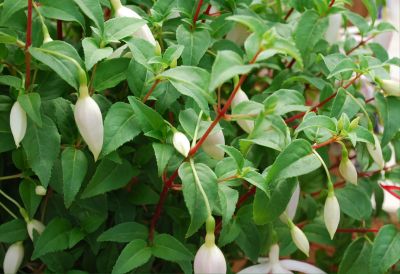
<box><xmin>57</xmin><ymin>20</ymin><xmax>63</xmax><ymax>40</ymax></box>
<box><xmin>284</xmin><ymin>8</ymin><xmax>294</xmax><ymax>21</ymax></box>
<box><xmin>142</xmin><ymin>79</ymin><xmax>161</xmax><ymax>103</ymax></box>
<box><xmin>312</xmin><ymin>136</ymin><xmax>338</xmax><ymax>150</ymax></box>
<box><xmin>336</xmin><ymin>228</ymin><xmax>379</xmax><ymax>233</ymax></box>
<box><xmin>380</xmin><ymin>184</ymin><xmax>400</xmax><ymax>199</ymax></box>
<box><xmin>346</xmin><ymin>36</ymin><xmax>375</xmax><ymax>55</ymax></box>
<box><xmin>25</xmin><ymin>0</ymin><xmax>33</xmax><ymax>90</ymax></box>
<box><xmin>329</xmin><ymin>0</ymin><xmax>336</xmax><ymax>7</ymax></box>
<box><xmin>192</xmin><ymin>0</ymin><xmax>204</xmax><ymax>28</ymax></box>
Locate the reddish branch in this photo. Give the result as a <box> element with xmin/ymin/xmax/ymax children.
<box><xmin>57</xmin><ymin>20</ymin><xmax>63</xmax><ymax>40</ymax></box>
<box><xmin>284</xmin><ymin>8</ymin><xmax>294</xmax><ymax>21</ymax></box>
<box><xmin>312</xmin><ymin>136</ymin><xmax>338</xmax><ymax>150</ymax></box>
<box><xmin>329</xmin><ymin>0</ymin><xmax>336</xmax><ymax>8</ymax></box>
<box><xmin>142</xmin><ymin>79</ymin><xmax>161</xmax><ymax>103</ymax></box>
<box><xmin>192</xmin><ymin>0</ymin><xmax>204</xmax><ymax>28</ymax></box>
<box><xmin>25</xmin><ymin>0</ymin><xmax>33</xmax><ymax>90</ymax></box>
<box><xmin>285</xmin><ymin>74</ymin><xmax>361</xmax><ymax>124</ymax></box>
<box><xmin>346</xmin><ymin>36</ymin><xmax>375</xmax><ymax>55</ymax></box>
<box><xmin>336</xmin><ymin>228</ymin><xmax>379</xmax><ymax>233</ymax></box>
<box><xmin>380</xmin><ymin>184</ymin><xmax>400</xmax><ymax>199</ymax></box>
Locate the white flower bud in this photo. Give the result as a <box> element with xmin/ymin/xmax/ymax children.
<box><xmin>35</xmin><ymin>185</ymin><xmax>47</xmax><ymax>196</ymax></box>
<box><xmin>290</xmin><ymin>225</ymin><xmax>310</xmax><ymax>257</ymax></box>
<box><xmin>202</xmin><ymin>129</ymin><xmax>225</xmax><ymax>160</ymax></box>
<box><xmin>380</xmin><ymin>79</ymin><xmax>400</xmax><ymax>97</ymax></box>
<box><xmin>114</xmin><ymin>6</ymin><xmax>156</xmax><ymax>46</ymax></box>
<box><xmin>231</xmin><ymin>89</ymin><xmax>254</xmax><ymax>133</ymax></box>
<box><xmin>339</xmin><ymin>158</ymin><xmax>358</xmax><ymax>185</ymax></box>
<box><xmin>367</xmin><ymin>134</ymin><xmax>384</xmax><ymax>170</ymax></box>
<box><xmin>324</xmin><ymin>194</ymin><xmax>340</xmax><ymax>239</ymax></box>
<box><xmin>286</xmin><ymin>183</ymin><xmax>300</xmax><ymax>220</ymax></box>
<box><xmin>74</xmin><ymin>93</ymin><xmax>104</xmax><ymax>161</ymax></box>
<box><xmin>173</xmin><ymin>131</ymin><xmax>190</xmax><ymax>157</ymax></box>
<box><xmin>194</xmin><ymin>242</ymin><xmax>227</xmax><ymax>274</ymax></box>
<box><xmin>3</xmin><ymin>241</ymin><xmax>24</xmax><ymax>274</ymax></box>
<box><xmin>10</xmin><ymin>101</ymin><xmax>27</xmax><ymax>148</ymax></box>
<box><xmin>27</xmin><ymin>219</ymin><xmax>45</xmax><ymax>240</ymax></box>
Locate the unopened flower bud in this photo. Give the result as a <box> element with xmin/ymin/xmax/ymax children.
<box><xmin>231</xmin><ymin>89</ymin><xmax>254</xmax><ymax>133</ymax></box>
<box><xmin>35</xmin><ymin>185</ymin><xmax>47</xmax><ymax>196</ymax></box>
<box><xmin>173</xmin><ymin>131</ymin><xmax>190</xmax><ymax>157</ymax></box>
<box><xmin>74</xmin><ymin>90</ymin><xmax>104</xmax><ymax>161</ymax></box>
<box><xmin>286</xmin><ymin>183</ymin><xmax>300</xmax><ymax>220</ymax></box>
<box><xmin>290</xmin><ymin>225</ymin><xmax>310</xmax><ymax>256</ymax></box>
<box><xmin>194</xmin><ymin>233</ymin><xmax>227</xmax><ymax>274</ymax></box>
<box><xmin>3</xmin><ymin>241</ymin><xmax>24</xmax><ymax>274</ymax></box>
<box><xmin>202</xmin><ymin>129</ymin><xmax>225</xmax><ymax>160</ymax></box>
<box><xmin>339</xmin><ymin>157</ymin><xmax>357</xmax><ymax>185</ymax></box>
<box><xmin>113</xmin><ymin>4</ymin><xmax>156</xmax><ymax>46</ymax></box>
<box><xmin>27</xmin><ymin>219</ymin><xmax>45</xmax><ymax>240</ymax></box>
<box><xmin>367</xmin><ymin>134</ymin><xmax>384</xmax><ymax>169</ymax></box>
<box><xmin>379</xmin><ymin>79</ymin><xmax>400</xmax><ymax>97</ymax></box>
<box><xmin>324</xmin><ymin>193</ymin><xmax>340</xmax><ymax>239</ymax></box>
<box><xmin>10</xmin><ymin>101</ymin><xmax>27</xmax><ymax>148</ymax></box>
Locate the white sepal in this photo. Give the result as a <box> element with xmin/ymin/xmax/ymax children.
<box><xmin>194</xmin><ymin>242</ymin><xmax>227</xmax><ymax>274</ymax></box>
<box><xmin>290</xmin><ymin>225</ymin><xmax>310</xmax><ymax>257</ymax></box>
<box><xmin>286</xmin><ymin>182</ymin><xmax>300</xmax><ymax>220</ymax></box>
<box><xmin>27</xmin><ymin>219</ymin><xmax>46</xmax><ymax>240</ymax></box>
<box><xmin>173</xmin><ymin>131</ymin><xmax>190</xmax><ymax>158</ymax></box>
<box><xmin>380</xmin><ymin>79</ymin><xmax>400</xmax><ymax>97</ymax></box>
<box><xmin>324</xmin><ymin>194</ymin><xmax>340</xmax><ymax>239</ymax></box>
<box><xmin>367</xmin><ymin>134</ymin><xmax>384</xmax><ymax>169</ymax></box>
<box><xmin>202</xmin><ymin>129</ymin><xmax>225</xmax><ymax>160</ymax></box>
<box><xmin>114</xmin><ymin>6</ymin><xmax>156</xmax><ymax>46</ymax></box>
<box><xmin>3</xmin><ymin>241</ymin><xmax>24</xmax><ymax>274</ymax></box>
<box><xmin>74</xmin><ymin>93</ymin><xmax>104</xmax><ymax>161</ymax></box>
<box><xmin>231</xmin><ymin>89</ymin><xmax>254</xmax><ymax>133</ymax></box>
<box><xmin>10</xmin><ymin>101</ymin><xmax>27</xmax><ymax>148</ymax></box>
<box><xmin>339</xmin><ymin>158</ymin><xmax>358</xmax><ymax>185</ymax></box>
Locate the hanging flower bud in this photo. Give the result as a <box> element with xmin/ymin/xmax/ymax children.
<box><xmin>10</xmin><ymin>101</ymin><xmax>27</xmax><ymax>148</ymax></box>
<box><xmin>367</xmin><ymin>134</ymin><xmax>384</xmax><ymax>169</ymax></box>
<box><xmin>35</xmin><ymin>185</ymin><xmax>47</xmax><ymax>196</ymax></box>
<box><xmin>290</xmin><ymin>225</ymin><xmax>310</xmax><ymax>257</ymax></box>
<box><xmin>27</xmin><ymin>219</ymin><xmax>45</xmax><ymax>240</ymax></box>
<box><xmin>286</xmin><ymin>182</ymin><xmax>300</xmax><ymax>220</ymax></box>
<box><xmin>74</xmin><ymin>87</ymin><xmax>104</xmax><ymax>161</ymax></box>
<box><xmin>324</xmin><ymin>192</ymin><xmax>340</xmax><ymax>239</ymax></box>
<box><xmin>339</xmin><ymin>157</ymin><xmax>357</xmax><ymax>185</ymax></box>
<box><xmin>173</xmin><ymin>131</ymin><xmax>190</xmax><ymax>157</ymax></box>
<box><xmin>194</xmin><ymin>233</ymin><xmax>227</xmax><ymax>274</ymax></box>
<box><xmin>231</xmin><ymin>89</ymin><xmax>254</xmax><ymax>133</ymax></box>
<box><xmin>110</xmin><ymin>0</ymin><xmax>156</xmax><ymax>46</ymax></box>
<box><xmin>202</xmin><ymin>129</ymin><xmax>225</xmax><ymax>160</ymax></box>
<box><xmin>379</xmin><ymin>79</ymin><xmax>400</xmax><ymax>97</ymax></box>
<box><xmin>3</xmin><ymin>241</ymin><xmax>24</xmax><ymax>274</ymax></box>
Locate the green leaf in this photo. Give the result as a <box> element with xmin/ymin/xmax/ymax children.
<box><xmin>128</xmin><ymin>96</ymin><xmax>166</xmax><ymax>136</ymax></box>
<box><xmin>18</xmin><ymin>93</ymin><xmax>42</xmax><ymax>127</ymax></box>
<box><xmin>218</xmin><ymin>184</ymin><xmax>239</xmax><ymax>225</ymax></box>
<box><xmin>178</xmin><ymin>162</ymin><xmax>218</xmax><ymax>237</ymax></box>
<box><xmin>263</xmin><ymin>89</ymin><xmax>308</xmax><ymax>115</ymax></box>
<box><xmin>294</xmin><ymin>10</ymin><xmax>328</xmax><ymax>62</ymax></box>
<box><xmin>0</xmin><ymin>75</ymin><xmax>23</xmax><ymax>89</ymax></box>
<box><xmin>103</xmin><ymin>17</ymin><xmax>146</xmax><ymax>43</ymax></box>
<box><xmin>271</xmin><ymin>37</ymin><xmax>304</xmax><ymax>68</ymax></box>
<box><xmin>242</xmin><ymin>171</ymin><xmax>268</xmax><ymax>195</ymax></box>
<box><xmin>253</xmin><ymin>178</ymin><xmax>297</xmax><ymax>224</ymax></box>
<box><xmin>227</xmin><ymin>15</ymin><xmax>267</xmax><ymax>36</ymax></box>
<box><xmin>70</xmin><ymin>195</ymin><xmax>108</xmax><ymax>233</ymax></box>
<box><xmin>112</xmin><ymin>239</ymin><xmax>152</xmax><ymax>274</ymax></box>
<box><xmin>0</xmin><ymin>0</ymin><xmax>27</xmax><ymax>25</ymax></box>
<box><xmin>336</xmin><ymin>184</ymin><xmax>372</xmax><ymax>220</ymax></box>
<box><xmin>22</xmin><ymin>115</ymin><xmax>60</xmax><ymax>187</ymax></box>
<box><xmin>327</xmin><ymin>58</ymin><xmax>359</xmax><ymax>79</ymax></box>
<box><xmin>98</xmin><ymin>222</ymin><xmax>148</xmax><ymax>243</ymax></box>
<box><xmin>0</xmin><ymin>113</ymin><xmax>14</xmax><ymax>153</ymax></box>
<box><xmin>352</xmin><ymin>126</ymin><xmax>374</xmax><ymax>144</ymax></box>
<box><xmin>220</xmin><ymin>145</ymin><xmax>244</xmax><ymax>171</ymax></box>
<box><xmin>209</xmin><ymin>50</ymin><xmax>257</xmax><ymax>92</ymax></box>
<box><xmin>0</xmin><ymin>31</ymin><xmax>19</xmax><ymax>45</ymax></box>
<box><xmin>176</xmin><ymin>25</ymin><xmax>211</xmax><ymax>66</ymax></box>
<box><xmin>102</xmin><ymin>102</ymin><xmax>140</xmax><ymax>156</ymax></box>
<box><xmin>81</xmin><ymin>159</ymin><xmax>135</xmax><ymax>198</ymax></box>
<box><xmin>330</xmin><ymin>88</ymin><xmax>360</xmax><ymax>119</ymax></box>
<box><xmin>0</xmin><ymin>219</ymin><xmax>28</xmax><ymax>243</ymax></box>
<box><xmin>82</xmin><ymin>38</ymin><xmax>113</xmax><ymax>70</ymax></box>
<box><xmin>38</xmin><ymin>0</ymin><xmax>85</xmax><ymax>29</ymax></box>
<box><xmin>152</xmin><ymin>234</ymin><xmax>194</xmax><ymax>262</ymax></box>
<box><xmin>72</xmin><ymin>0</ymin><xmax>104</xmax><ymax>31</ymax></box>
<box><xmin>160</xmin><ymin>66</ymin><xmax>212</xmax><ymax>114</ymax></box>
<box><xmin>62</xmin><ymin>147</ymin><xmax>88</xmax><ymax>208</ymax></box>
<box><xmin>32</xmin><ymin>218</ymin><xmax>82</xmax><ymax>259</ymax></box>
<box><xmin>361</xmin><ymin>0</ymin><xmax>377</xmax><ymax>24</ymax></box>
<box><xmin>93</xmin><ymin>58</ymin><xmax>130</xmax><ymax>91</ymax></box>
<box><xmin>265</xmin><ymin>139</ymin><xmax>321</xmax><ymax>185</ymax></box>
<box><xmin>295</xmin><ymin>115</ymin><xmax>337</xmax><ymax>134</ymax></box>
<box><xmin>344</xmin><ymin>11</ymin><xmax>370</xmax><ymax>35</ymax></box>
<box><xmin>369</xmin><ymin>225</ymin><xmax>400</xmax><ymax>274</ymax></box>
<box><xmin>339</xmin><ymin>238</ymin><xmax>372</xmax><ymax>274</ymax></box>
<box><xmin>19</xmin><ymin>179</ymin><xmax>41</xmax><ymax>218</ymax></box>
<box><xmin>152</xmin><ymin>143</ymin><xmax>175</xmax><ymax>176</ymax></box>
<box><xmin>376</xmin><ymin>94</ymin><xmax>400</xmax><ymax>147</ymax></box>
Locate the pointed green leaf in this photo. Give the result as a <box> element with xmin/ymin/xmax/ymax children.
<box><xmin>112</xmin><ymin>239</ymin><xmax>152</xmax><ymax>274</ymax></box>
<box><xmin>152</xmin><ymin>234</ymin><xmax>194</xmax><ymax>262</ymax></box>
<box><xmin>176</xmin><ymin>25</ymin><xmax>211</xmax><ymax>66</ymax></box>
<box><xmin>18</xmin><ymin>93</ymin><xmax>42</xmax><ymax>127</ymax></box>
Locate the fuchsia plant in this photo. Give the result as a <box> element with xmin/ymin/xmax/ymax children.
<box><xmin>0</xmin><ymin>0</ymin><xmax>400</xmax><ymax>273</ymax></box>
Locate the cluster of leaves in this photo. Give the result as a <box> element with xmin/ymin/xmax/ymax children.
<box><xmin>0</xmin><ymin>0</ymin><xmax>399</xmax><ymax>273</ymax></box>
